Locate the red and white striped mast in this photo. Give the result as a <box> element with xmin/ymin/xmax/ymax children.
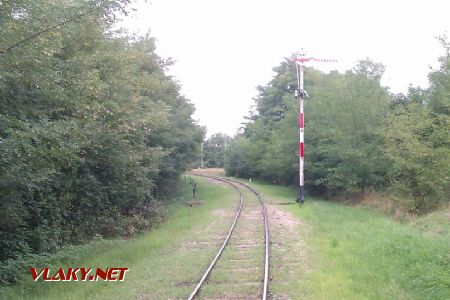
<box><xmin>293</xmin><ymin>50</ymin><xmax>336</xmax><ymax>204</ymax></box>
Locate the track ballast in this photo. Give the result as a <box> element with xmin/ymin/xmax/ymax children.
<box><xmin>187</xmin><ymin>174</ymin><xmax>270</xmax><ymax>300</ymax></box>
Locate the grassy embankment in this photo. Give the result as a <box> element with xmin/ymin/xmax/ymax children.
<box><xmin>0</xmin><ymin>176</ymin><xmax>239</xmax><ymax>299</ymax></box>
<box><xmin>2</xmin><ymin>171</ymin><xmax>448</xmax><ymax>300</ymax></box>
<box><xmin>245</xmin><ymin>179</ymin><xmax>450</xmax><ymax>300</ymax></box>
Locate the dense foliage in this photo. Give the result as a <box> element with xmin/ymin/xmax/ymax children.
<box><xmin>0</xmin><ymin>0</ymin><xmax>203</xmax><ymax>275</ymax></box>
<box><xmin>225</xmin><ymin>50</ymin><xmax>450</xmax><ymax>212</ymax></box>
<box><xmin>202</xmin><ymin>133</ymin><xmax>231</xmax><ymax>168</ymax></box>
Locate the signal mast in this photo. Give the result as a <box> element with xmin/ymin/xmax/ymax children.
<box><xmin>293</xmin><ymin>50</ymin><xmax>337</xmax><ymax>204</ymax></box>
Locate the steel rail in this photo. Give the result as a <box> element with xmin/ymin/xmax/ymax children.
<box><xmin>187</xmin><ymin>174</ymin><xmax>243</xmax><ymax>300</ymax></box>
<box><xmin>187</xmin><ymin>174</ymin><xmax>269</xmax><ymax>300</ymax></box>
<box><xmin>224</xmin><ymin>178</ymin><xmax>270</xmax><ymax>300</ymax></box>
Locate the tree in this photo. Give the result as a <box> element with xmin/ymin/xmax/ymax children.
<box><xmin>383</xmin><ymin>37</ymin><xmax>450</xmax><ymax>212</ymax></box>
<box><xmin>306</xmin><ymin>61</ymin><xmax>391</xmax><ymax>194</ymax></box>
<box><xmin>0</xmin><ymin>0</ymin><xmax>204</xmax><ymax>273</ymax></box>
<box><xmin>203</xmin><ymin>133</ymin><xmax>231</xmax><ymax>168</ymax></box>
<box><xmin>428</xmin><ymin>35</ymin><xmax>450</xmax><ymax>115</ymax></box>
<box><xmin>384</xmin><ymin>104</ymin><xmax>449</xmax><ymax>212</ymax></box>
<box><xmin>225</xmin><ymin>57</ymin><xmax>391</xmax><ymax>195</ymax></box>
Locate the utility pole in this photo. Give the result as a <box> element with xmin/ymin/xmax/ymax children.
<box><xmin>293</xmin><ymin>50</ymin><xmax>336</xmax><ymax>204</ymax></box>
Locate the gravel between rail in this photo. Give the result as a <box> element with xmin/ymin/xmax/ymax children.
<box><xmin>189</xmin><ymin>174</ymin><xmax>269</xmax><ymax>300</ymax></box>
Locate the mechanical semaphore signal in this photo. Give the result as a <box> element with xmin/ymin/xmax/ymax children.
<box><xmin>293</xmin><ymin>50</ymin><xmax>337</xmax><ymax>204</ymax></box>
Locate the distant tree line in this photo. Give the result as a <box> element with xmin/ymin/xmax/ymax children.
<box><xmin>225</xmin><ymin>41</ymin><xmax>450</xmax><ymax>213</ymax></box>
<box><xmin>202</xmin><ymin>133</ymin><xmax>231</xmax><ymax>168</ymax></box>
<box><xmin>0</xmin><ymin>0</ymin><xmax>204</xmax><ymax>277</ymax></box>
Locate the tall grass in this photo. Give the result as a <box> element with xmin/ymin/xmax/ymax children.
<box><xmin>247</xmin><ymin>180</ymin><xmax>450</xmax><ymax>300</ymax></box>
<box><xmin>0</xmin><ymin>177</ymin><xmax>239</xmax><ymax>299</ymax></box>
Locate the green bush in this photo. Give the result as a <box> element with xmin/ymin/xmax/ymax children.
<box><xmin>0</xmin><ymin>0</ymin><xmax>204</xmax><ymax>273</ymax></box>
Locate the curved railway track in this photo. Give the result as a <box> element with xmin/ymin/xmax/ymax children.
<box><xmin>187</xmin><ymin>173</ymin><xmax>270</xmax><ymax>300</ymax></box>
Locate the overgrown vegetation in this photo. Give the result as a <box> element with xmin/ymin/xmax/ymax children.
<box><xmin>242</xmin><ymin>179</ymin><xmax>450</xmax><ymax>300</ymax></box>
<box><xmin>225</xmin><ymin>42</ymin><xmax>450</xmax><ymax>213</ymax></box>
<box><xmin>0</xmin><ymin>0</ymin><xmax>203</xmax><ymax>278</ymax></box>
<box><xmin>202</xmin><ymin>133</ymin><xmax>231</xmax><ymax>168</ymax></box>
<box><xmin>0</xmin><ymin>177</ymin><xmax>238</xmax><ymax>299</ymax></box>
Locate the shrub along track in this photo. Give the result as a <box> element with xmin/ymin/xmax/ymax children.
<box><xmin>188</xmin><ymin>174</ymin><xmax>269</xmax><ymax>300</ymax></box>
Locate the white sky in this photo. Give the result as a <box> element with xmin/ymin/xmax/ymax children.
<box><xmin>123</xmin><ymin>0</ymin><xmax>450</xmax><ymax>137</ymax></box>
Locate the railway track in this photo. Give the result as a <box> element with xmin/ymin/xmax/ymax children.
<box><xmin>188</xmin><ymin>173</ymin><xmax>270</xmax><ymax>300</ymax></box>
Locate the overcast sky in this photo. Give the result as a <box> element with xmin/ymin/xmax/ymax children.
<box><xmin>123</xmin><ymin>0</ymin><xmax>450</xmax><ymax>137</ymax></box>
